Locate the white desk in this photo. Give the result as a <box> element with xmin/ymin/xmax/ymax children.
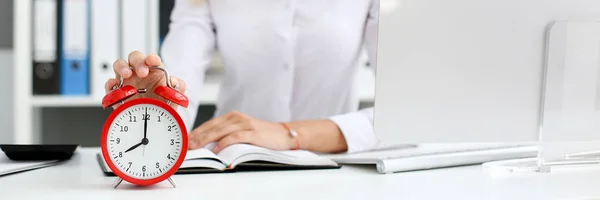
<box><xmin>2</xmin><ymin>148</ymin><xmax>600</xmax><ymax>200</ymax></box>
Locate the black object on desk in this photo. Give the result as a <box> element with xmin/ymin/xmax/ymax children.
<box><xmin>0</xmin><ymin>144</ymin><xmax>78</xmax><ymax>161</ymax></box>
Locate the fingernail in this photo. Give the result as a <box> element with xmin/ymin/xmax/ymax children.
<box><xmin>137</xmin><ymin>66</ymin><xmax>148</xmax><ymax>76</ymax></box>
<box><xmin>121</xmin><ymin>68</ymin><xmax>131</xmax><ymax>77</ymax></box>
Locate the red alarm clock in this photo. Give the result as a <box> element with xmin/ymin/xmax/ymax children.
<box><xmin>101</xmin><ymin>66</ymin><xmax>189</xmax><ymax>189</ymax></box>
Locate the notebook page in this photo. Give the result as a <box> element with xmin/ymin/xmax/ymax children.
<box><xmin>216</xmin><ymin>144</ymin><xmax>274</xmax><ymax>165</ymax></box>
<box><xmin>179</xmin><ymin>159</ymin><xmax>226</xmax><ymax>170</ymax></box>
<box><xmin>217</xmin><ymin>144</ymin><xmax>337</xmax><ymax>167</ymax></box>
<box><xmin>277</xmin><ymin>150</ymin><xmax>329</xmax><ymax>158</ymax></box>
<box><xmin>185</xmin><ymin>148</ymin><xmax>221</xmax><ymax>161</ymax></box>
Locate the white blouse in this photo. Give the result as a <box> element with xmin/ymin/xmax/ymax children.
<box><xmin>160</xmin><ymin>0</ymin><xmax>379</xmax><ymax>153</ymax></box>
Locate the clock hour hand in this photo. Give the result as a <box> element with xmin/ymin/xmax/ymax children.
<box><xmin>124</xmin><ymin>142</ymin><xmax>143</xmax><ymax>153</ymax></box>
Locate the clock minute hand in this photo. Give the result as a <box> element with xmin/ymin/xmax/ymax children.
<box><xmin>124</xmin><ymin>142</ymin><xmax>143</xmax><ymax>153</ymax></box>
<box><xmin>142</xmin><ymin>107</ymin><xmax>148</xmax><ymax>157</ymax></box>
<box><xmin>143</xmin><ymin>107</ymin><xmax>148</xmax><ymax>140</ymax></box>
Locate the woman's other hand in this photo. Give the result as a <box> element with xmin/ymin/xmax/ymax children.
<box><xmin>188</xmin><ymin>111</ymin><xmax>296</xmax><ymax>153</ymax></box>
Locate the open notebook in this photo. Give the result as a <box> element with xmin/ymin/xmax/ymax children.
<box><xmin>97</xmin><ymin>144</ymin><xmax>340</xmax><ymax>175</ymax></box>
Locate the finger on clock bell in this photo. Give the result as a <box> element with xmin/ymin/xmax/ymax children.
<box><xmin>104</xmin><ymin>78</ymin><xmax>118</xmax><ymax>94</ymax></box>
<box><xmin>113</xmin><ymin>58</ymin><xmax>132</xmax><ymax>79</ymax></box>
<box><xmin>128</xmin><ymin>51</ymin><xmax>149</xmax><ymax>78</ymax></box>
<box><xmin>144</xmin><ymin>53</ymin><xmax>163</xmax><ymax>67</ymax></box>
<box><xmin>104</xmin><ymin>78</ymin><xmax>122</xmax><ymax>110</ymax></box>
<box><xmin>169</xmin><ymin>76</ymin><xmax>187</xmax><ymax>94</ymax></box>
<box><xmin>194</xmin><ymin>120</ymin><xmax>249</xmax><ymax>149</ymax></box>
<box><xmin>212</xmin><ymin>131</ymin><xmax>254</xmax><ymax>153</ymax></box>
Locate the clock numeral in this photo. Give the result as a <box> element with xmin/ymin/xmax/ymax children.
<box><xmin>120</xmin><ymin>126</ymin><xmax>128</xmax><ymax>132</ymax></box>
<box><xmin>127</xmin><ymin>162</ymin><xmax>132</xmax><ymax>171</ymax></box>
<box><xmin>142</xmin><ymin>165</ymin><xmax>146</xmax><ymax>172</ymax></box>
<box><xmin>156</xmin><ymin>162</ymin><xmax>160</xmax><ymax>169</ymax></box>
<box><xmin>129</xmin><ymin>116</ymin><xmax>137</xmax><ymax>122</ymax></box>
<box><xmin>116</xmin><ymin>138</ymin><xmax>120</xmax><ymax>144</ymax></box>
<box><xmin>167</xmin><ymin>125</ymin><xmax>173</xmax><ymax>132</ymax></box>
<box><xmin>167</xmin><ymin>153</ymin><xmax>175</xmax><ymax>160</ymax></box>
<box><xmin>142</xmin><ymin>114</ymin><xmax>150</xmax><ymax>120</ymax></box>
<box><xmin>118</xmin><ymin>152</ymin><xmax>122</xmax><ymax>158</ymax></box>
<box><xmin>170</xmin><ymin>139</ymin><xmax>174</xmax><ymax>145</ymax></box>
<box><xmin>157</xmin><ymin>116</ymin><xmax>161</xmax><ymax>122</ymax></box>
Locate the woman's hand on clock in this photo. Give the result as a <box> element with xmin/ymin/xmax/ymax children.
<box><xmin>187</xmin><ymin>111</ymin><xmax>297</xmax><ymax>153</ymax></box>
<box><xmin>105</xmin><ymin>51</ymin><xmax>187</xmax><ymax>109</ymax></box>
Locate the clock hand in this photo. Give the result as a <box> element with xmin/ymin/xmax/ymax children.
<box><xmin>143</xmin><ymin>107</ymin><xmax>148</xmax><ymax>140</ymax></box>
<box><xmin>143</xmin><ymin>107</ymin><xmax>148</xmax><ymax>157</ymax></box>
<box><xmin>124</xmin><ymin>142</ymin><xmax>143</xmax><ymax>153</ymax></box>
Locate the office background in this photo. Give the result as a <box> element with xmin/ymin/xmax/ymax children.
<box><xmin>0</xmin><ymin>0</ymin><xmax>375</xmax><ymax>146</ymax></box>
<box><xmin>0</xmin><ymin>0</ymin><xmax>14</xmax><ymax>144</ymax></box>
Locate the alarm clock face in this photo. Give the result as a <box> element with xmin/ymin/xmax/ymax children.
<box><xmin>103</xmin><ymin>99</ymin><xmax>186</xmax><ymax>183</ymax></box>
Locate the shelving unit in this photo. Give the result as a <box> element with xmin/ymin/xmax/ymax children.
<box><xmin>13</xmin><ymin>0</ymin><xmax>163</xmax><ymax>144</ymax></box>
<box><xmin>14</xmin><ymin>0</ymin><xmax>34</xmax><ymax>144</ymax></box>
<box><xmin>13</xmin><ymin>0</ymin><xmax>376</xmax><ymax>145</ymax></box>
<box><xmin>30</xmin><ymin>81</ymin><xmax>221</xmax><ymax>107</ymax></box>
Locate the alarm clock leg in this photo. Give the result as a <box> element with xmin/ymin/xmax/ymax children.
<box><xmin>113</xmin><ymin>178</ymin><xmax>123</xmax><ymax>189</ymax></box>
<box><xmin>168</xmin><ymin>177</ymin><xmax>177</xmax><ymax>188</ymax></box>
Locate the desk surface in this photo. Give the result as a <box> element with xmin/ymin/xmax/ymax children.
<box><xmin>2</xmin><ymin>148</ymin><xmax>600</xmax><ymax>200</ymax></box>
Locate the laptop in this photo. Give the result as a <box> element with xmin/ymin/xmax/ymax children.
<box><xmin>373</xmin><ymin>0</ymin><xmax>600</xmax><ymax>144</ymax></box>
<box><xmin>364</xmin><ymin>0</ymin><xmax>600</xmax><ymax>173</ymax></box>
